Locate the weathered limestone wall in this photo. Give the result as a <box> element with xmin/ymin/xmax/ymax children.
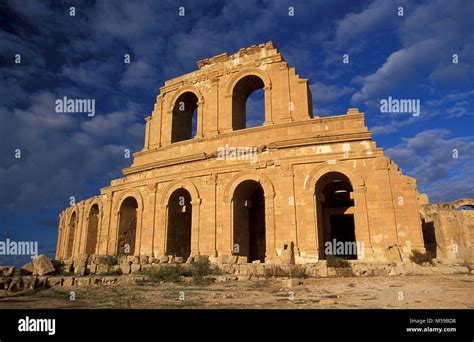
<box><xmin>420</xmin><ymin>199</ymin><xmax>474</xmax><ymax>262</ymax></box>
<box><xmin>56</xmin><ymin>42</ymin><xmax>427</xmax><ymax>264</ymax></box>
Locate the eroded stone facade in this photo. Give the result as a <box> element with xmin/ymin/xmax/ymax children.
<box><xmin>56</xmin><ymin>42</ymin><xmax>428</xmax><ymax>264</ymax></box>
<box><xmin>420</xmin><ymin>198</ymin><xmax>474</xmax><ymax>262</ymax></box>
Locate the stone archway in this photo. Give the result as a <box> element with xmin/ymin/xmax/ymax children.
<box><xmin>232</xmin><ymin>180</ymin><xmax>266</xmax><ymax>262</ymax></box>
<box><xmin>66</xmin><ymin>211</ymin><xmax>77</xmax><ymax>258</ymax></box>
<box><xmin>166</xmin><ymin>188</ymin><xmax>193</xmax><ymax>259</ymax></box>
<box><xmin>305</xmin><ymin>162</ymin><xmax>370</xmax><ymax>260</ymax></box>
<box><xmin>225</xmin><ymin>68</ymin><xmax>273</xmax><ymax>127</ymax></box>
<box><xmin>117</xmin><ymin>197</ymin><xmax>138</xmax><ymax>255</ymax></box>
<box><xmin>223</xmin><ymin>171</ymin><xmax>276</xmax><ymax>260</ymax></box>
<box><xmin>171</xmin><ymin>91</ymin><xmax>199</xmax><ymax>143</ymax></box>
<box><xmin>159</xmin><ymin>179</ymin><xmax>201</xmax><ymax>257</ymax></box>
<box><xmin>85</xmin><ymin>203</ymin><xmax>100</xmax><ymax>255</ymax></box>
<box><xmin>315</xmin><ymin>172</ymin><xmax>357</xmax><ymax>259</ymax></box>
<box><xmin>231</xmin><ymin>75</ymin><xmax>265</xmax><ymax>130</ymax></box>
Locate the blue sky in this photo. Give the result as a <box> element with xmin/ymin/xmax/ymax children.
<box><xmin>0</xmin><ymin>0</ymin><xmax>473</xmax><ymax>265</ymax></box>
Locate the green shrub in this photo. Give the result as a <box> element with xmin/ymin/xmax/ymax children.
<box><xmin>189</xmin><ymin>260</ymin><xmax>220</xmax><ymax>284</ymax></box>
<box><xmin>410</xmin><ymin>250</ymin><xmax>434</xmax><ymax>265</ymax></box>
<box><xmin>141</xmin><ymin>265</ymin><xmax>184</xmax><ymax>283</ymax></box>
<box><xmin>101</xmin><ymin>269</ymin><xmax>122</xmax><ymax>276</ymax></box>
<box><xmin>102</xmin><ymin>255</ymin><xmax>118</xmax><ymax>267</ymax></box>
<box><xmin>326</xmin><ymin>255</ymin><xmax>351</xmax><ymax>268</ymax></box>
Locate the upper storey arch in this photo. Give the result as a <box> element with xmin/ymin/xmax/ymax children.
<box><xmin>225</xmin><ymin>68</ymin><xmax>273</xmax><ymax>130</ymax></box>
<box><xmin>141</xmin><ymin>42</ymin><xmax>314</xmax><ymax>150</ymax></box>
<box><xmin>169</xmin><ymin>85</ymin><xmax>204</xmax><ymax>143</ymax></box>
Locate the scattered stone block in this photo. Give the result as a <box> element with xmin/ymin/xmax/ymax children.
<box><xmin>21</xmin><ymin>263</ymin><xmax>34</xmax><ymax>274</ymax></box>
<box><xmin>62</xmin><ymin>277</ymin><xmax>74</xmax><ymax>287</ymax></box>
<box><xmin>139</xmin><ymin>255</ymin><xmax>149</xmax><ymax>265</ymax></box>
<box><xmin>131</xmin><ymin>264</ymin><xmax>141</xmax><ymax>273</ymax></box>
<box><xmin>120</xmin><ymin>262</ymin><xmax>131</xmax><ymax>274</ymax></box>
<box><xmin>175</xmin><ymin>257</ymin><xmax>184</xmax><ymax>264</ymax></box>
<box><xmin>47</xmin><ymin>277</ymin><xmax>63</xmax><ymax>287</ymax></box>
<box><xmin>8</xmin><ymin>277</ymin><xmax>23</xmax><ymax>292</ymax></box>
<box><xmin>96</xmin><ymin>264</ymin><xmax>110</xmax><ymax>274</ymax></box>
<box><xmin>22</xmin><ymin>276</ymin><xmax>37</xmax><ymax>290</ymax></box>
<box><xmin>237</xmin><ymin>256</ymin><xmax>248</xmax><ymax>264</ymax></box>
<box><xmin>32</xmin><ymin>255</ymin><xmax>55</xmax><ymax>276</ymax></box>
<box><xmin>0</xmin><ymin>266</ymin><xmax>15</xmax><ymax>277</ymax></box>
<box><xmin>87</xmin><ymin>264</ymin><xmax>97</xmax><ymax>274</ymax></box>
<box><xmin>37</xmin><ymin>276</ymin><xmax>48</xmax><ymax>288</ymax></box>
<box><xmin>0</xmin><ymin>277</ymin><xmax>12</xmax><ymax>290</ymax></box>
<box><xmin>159</xmin><ymin>256</ymin><xmax>169</xmax><ymax>263</ymax></box>
<box><xmin>317</xmin><ymin>267</ymin><xmax>328</xmax><ymax>277</ymax></box>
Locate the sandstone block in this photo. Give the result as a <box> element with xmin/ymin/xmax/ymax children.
<box><xmin>47</xmin><ymin>277</ymin><xmax>63</xmax><ymax>287</ymax></box>
<box><xmin>0</xmin><ymin>277</ymin><xmax>12</xmax><ymax>290</ymax></box>
<box><xmin>131</xmin><ymin>264</ymin><xmax>141</xmax><ymax>273</ymax></box>
<box><xmin>32</xmin><ymin>255</ymin><xmax>55</xmax><ymax>276</ymax></box>
<box><xmin>139</xmin><ymin>255</ymin><xmax>149</xmax><ymax>265</ymax></box>
<box><xmin>62</xmin><ymin>277</ymin><xmax>74</xmax><ymax>287</ymax></box>
<box><xmin>96</xmin><ymin>264</ymin><xmax>110</xmax><ymax>274</ymax></box>
<box><xmin>237</xmin><ymin>256</ymin><xmax>248</xmax><ymax>264</ymax></box>
<box><xmin>21</xmin><ymin>262</ymin><xmax>34</xmax><ymax>274</ymax></box>
<box><xmin>87</xmin><ymin>264</ymin><xmax>97</xmax><ymax>274</ymax></box>
<box><xmin>76</xmin><ymin>277</ymin><xmax>91</xmax><ymax>286</ymax></box>
<box><xmin>8</xmin><ymin>277</ymin><xmax>22</xmax><ymax>292</ymax></box>
<box><xmin>120</xmin><ymin>262</ymin><xmax>131</xmax><ymax>274</ymax></box>
<box><xmin>22</xmin><ymin>276</ymin><xmax>37</xmax><ymax>290</ymax></box>
<box><xmin>0</xmin><ymin>266</ymin><xmax>15</xmax><ymax>277</ymax></box>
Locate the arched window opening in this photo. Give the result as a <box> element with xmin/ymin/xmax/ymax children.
<box><xmin>232</xmin><ymin>75</ymin><xmax>265</xmax><ymax>130</ymax></box>
<box><xmin>171</xmin><ymin>92</ymin><xmax>198</xmax><ymax>143</ymax></box>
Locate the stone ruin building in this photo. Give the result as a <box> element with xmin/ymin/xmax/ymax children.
<box><xmin>56</xmin><ymin>42</ymin><xmax>473</xmax><ymax>265</ymax></box>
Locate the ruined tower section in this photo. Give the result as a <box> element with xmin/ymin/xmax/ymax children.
<box><xmin>56</xmin><ymin>42</ymin><xmax>426</xmax><ymax>264</ymax></box>
<box><xmin>141</xmin><ymin>41</ymin><xmax>312</xmax><ymax>151</ymax></box>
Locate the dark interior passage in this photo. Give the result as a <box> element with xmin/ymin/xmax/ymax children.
<box><xmin>85</xmin><ymin>204</ymin><xmax>99</xmax><ymax>255</ymax></box>
<box><xmin>233</xmin><ymin>180</ymin><xmax>266</xmax><ymax>262</ymax></box>
<box><xmin>117</xmin><ymin>197</ymin><xmax>138</xmax><ymax>255</ymax></box>
<box><xmin>316</xmin><ymin>172</ymin><xmax>357</xmax><ymax>260</ymax></box>
<box><xmin>166</xmin><ymin>188</ymin><xmax>192</xmax><ymax>259</ymax></box>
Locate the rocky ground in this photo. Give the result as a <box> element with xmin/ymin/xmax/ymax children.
<box><xmin>1</xmin><ymin>274</ymin><xmax>473</xmax><ymax>309</ymax></box>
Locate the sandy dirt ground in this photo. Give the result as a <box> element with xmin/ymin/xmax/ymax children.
<box><xmin>0</xmin><ymin>274</ymin><xmax>473</xmax><ymax>309</ymax></box>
